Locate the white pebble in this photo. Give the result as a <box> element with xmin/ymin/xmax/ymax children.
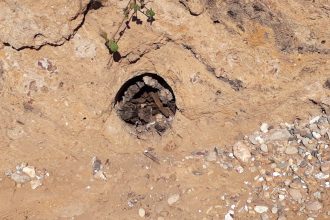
<box><xmin>22</xmin><ymin>166</ymin><xmax>36</xmax><ymax>178</ymax></box>
<box><xmin>260</xmin><ymin>144</ymin><xmax>268</xmax><ymax>153</ymax></box>
<box><xmin>312</xmin><ymin>132</ymin><xmax>321</xmax><ymax>139</ymax></box>
<box><xmin>167</xmin><ymin>194</ymin><xmax>180</xmax><ymax>205</ymax></box>
<box><xmin>260</xmin><ymin>123</ymin><xmax>269</xmax><ymax>133</ymax></box>
<box><xmin>278</xmin><ymin>194</ymin><xmax>285</xmax><ymax>201</ymax></box>
<box><xmin>138</xmin><ymin>208</ymin><xmax>145</xmax><ymax>218</ymax></box>
<box><xmin>309</xmin><ymin>116</ymin><xmax>320</xmax><ymax>124</ymax></box>
<box><xmin>254</xmin><ymin>205</ymin><xmax>268</xmax><ymax>213</ymax></box>
<box><xmin>271</xmin><ymin>206</ymin><xmax>278</xmax><ymax>214</ymax></box>
<box><xmin>30</xmin><ymin>179</ymin><xmax>42</xmax><ymax>189</ymax></box>
<box><xmin>273</xmin><ymin>172</ymin><xmax>281</xmax><ymax>177</ymax></box>
<box><xmin>233</xmin><ymin>141</ymin><xmax>251</xmax><ymax>163</ymax></box>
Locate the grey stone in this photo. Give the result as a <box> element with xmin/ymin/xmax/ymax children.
<box><xmin>305</xmin><ymin>201</ymin><xmax>322</xmax><ymax>211</ymax></box>
<box><xmin>10</xmin><ymin>173</ymin><xmax>31</xmax><ymax>184</ymax></box>
<box><xmin>288</xmin><ymin>188</ymin><xmax>303</xmax><ymax>202</ymax></box>
<box><xmin>261</xmin><ymin>213</ymin><xmax>270</xmax><ymax>220</ymax></box>
<box><xmin>265</xmin><ymin>129</ymin><xmax>292</xmax><ymax>142</ymax></box>
<box><xmin>206</xmin><ymin>151</ymin><xmax>217</xmax><ymax>162</ymax></box>
<box><xmin>321</xmin><ymin>161</ymin><xmax>330</xmax><ymax>172</ymax></box>
<box><xmin>285</xmin><ymin>146</ymin><xmax>298</xmax><ymax>155</ymax></box>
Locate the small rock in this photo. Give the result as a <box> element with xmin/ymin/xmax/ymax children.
<box><xmin>305</xmin><ymin>201</ymin><xmax>322</xmax><ymax>211</ymax></box>
<box><xmin>285</xmin><ymin>146</ymin><xmax>298</xmax><ymax>155</ymax></box>
<box><xmin>261</xmin><ymin>213</ymin><xmax>269</xmax><ymax>220</ymax></box>
<box><xmin>313</xmin><ymin>191</ymin><xmax>322</xmax><ymax>200</ymax></box>
<box><xmin>271</xmin><ymin>206</ymin><xmax>278</xmax><ymax>214</ymax></box>
<box><xmin>30</xmin><ymin>179</ymin><xmax>42</xmax><ymax>189</ymax></box>
<box><xmin>138</xmin><ymin>208</ymin><xmax>146</xmax><ymax>218</ymax></box>
<box><xmin>309</xmin><ymin>116</ymin><xmax>320</xmax><ymax>124</ymax></box>
<box><xmin>127</xmin><ymin>53</ymin><xmax>141</xmax><ymax>63</ymax></box>
<box><xmin>94</xmin><ymin>170</ymin><xmax>107</xmax><ymax>181</ymax></box>
<box><xmin>206</xmin><ymin>151</ymin><xmax>217</xmax><ymax>162</ymax></box>
<box><xmin>249</xmin><ymin>134</ymin><xmax>259</xmax><ymax>145</ymax></box>
<box><xmin>288</xmin><ymin>188</ymin><xmax>303</xmax><ymax>202</ymax></box>
<box><xmin>10</xmin><ymin>173</ymin><xmax>31</xmax><ymax>184</ymax></box>
<box><xmin>224</xmin><ymin>210</ymin><xmax>234</xmax><ymax>220</ymax></box>
<box><xmin>233</xmin><ymin>141</ymin><xmax>251</xmax><ymax>163</ymax></box>
<box><xmin>312</xmin><ymin>132</ymin><xmax>321</xmax><ymax>139</ymax></box>
<box><xmin>273</xmin><ymin>172</ymin><xmax>281</xmax><ymax>177</ymax></box>
<box><xmin>167</xmin><ymin>194</ymin><xmax>180</xmax><ymax>205</ymax></box>
<box><xmin>278</xmin><ymin>194</ymin><xmax>285</xmax><ymax>201</ymax></box>
<box><xmin>265</xmin><ymin>129</ymin><xmax>292</xmax><ymax>142</ymax></box>
<box><xmin>260</xmin><ymin>144</ymin><xmax>268</xmax><ymax>153</ymax></box>
<box><xmin>235</xmin><ymin>166</ymin><xmax>244</xmax><ymax>173</ymax></box>
<box><xmin>321</xmin><ymin>161</ymin><xmax>330</xmax><ymax>172</ymax></box>
<box><xmin>314</xmin><ymin>172</ymin><xmax>329</xmax><ymax>180</ymax></box>
<box><xmin>302</xmin><ymin>138</ymin><xmax>311</xmax><ymax>147</ymax></box>
<box><xmin>254</xmin><ymin>205</ymin><xmax>268</xmax><ymax>213</ymax></box>
<box><xmin>37</xmin><ymin>58</ymin><xmax>57</xmax><ymax>72</ymax></box>
<box><xmin>278</xmin><ymin>216</ymin><xmax>287</xmax><ymax>220</ymax></box>
<box><xmin>260</xmin><ymin>123</ymin><xmax>269</xmax><ymax>133</ymax></box>
<box><xmin>22</xmin><ymin>166</ymin><xmax>36</xmax><ymax>178</ymax></box>
<box><xmin>92</xmin><ymin>156</ymin><xmax>102</xmax><ymax>175</ymax></box>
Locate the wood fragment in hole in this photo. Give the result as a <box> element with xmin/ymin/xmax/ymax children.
<box><xmin>150</xmin><ymin>92</ymin><xmax>171</xmax><ymax>117</ymax></box>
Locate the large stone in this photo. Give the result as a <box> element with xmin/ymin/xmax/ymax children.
<box><xmin>233</xmin><ymin>141</ymin><xmax>251</xmax><ymax>163</ymax></box>
<box><xmin>306</xmin><ymin>201</ymin><xmax>322</xmax><ymax>211</ymax></box>
<box><xmin>288</xmin><ymin>188</ymin><xmax>303</xmax><ymax>203</ymax></box>
<box><xmin>264</xmin><ymin>129</ymin><xmax>292</xmax><ymax>142</ymax></box>
<box><xmin>0</xmin><ymin>0</ymin><xmax>91</xmax><ymax>49</ymax></box>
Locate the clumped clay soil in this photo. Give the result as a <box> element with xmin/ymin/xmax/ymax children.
<box><xmin>0</xmin><ymin>0</ymin><xmax>329</xmax><ymax>219</ymax></box>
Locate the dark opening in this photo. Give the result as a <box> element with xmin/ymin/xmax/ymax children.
<box><xmin>115</xmin><ymin>73</ymin><xmax>176</xmax><ymax>133</ymax></box>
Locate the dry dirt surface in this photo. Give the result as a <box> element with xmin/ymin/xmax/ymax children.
<box><xmin>0</xmin><ymin>0</ymin><xmax>330</xmax><ymax>219</ymax></box>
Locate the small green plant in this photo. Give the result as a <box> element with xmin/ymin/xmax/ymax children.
<box><xmin>101</xmin><ymin>0</ymin><xmax>156</xmax><ymax>55</ymax></box>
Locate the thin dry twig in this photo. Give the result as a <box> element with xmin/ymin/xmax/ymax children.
<box><xmin>143</xmin><ymin>149</ymin><xmax>160</xmax><ymax>164</ymax></box>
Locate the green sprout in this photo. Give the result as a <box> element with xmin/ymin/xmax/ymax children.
<box><xmin>107</xmin><ymin>40</ymin><xmax>119</xmax><ymax>53</ymax></box>
<box><xmin>131</xmin><ymin>3</ymin><xmax>140</xmax><ymax>12</ymax></box>
<box><xmin>100</xmin><ymin>0</ymin><xmax>156</xmax><ymax>58</ymax></box>
<box><xmin>146</xmin><ymin>8</ymin><xmax>155</xmax><ymax>19</ymax></box>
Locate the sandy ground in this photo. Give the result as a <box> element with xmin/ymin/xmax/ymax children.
<box><xmin>0</xmin><ymin>0</ymin><xmax>329</xmax><ymax>219</ymax></box>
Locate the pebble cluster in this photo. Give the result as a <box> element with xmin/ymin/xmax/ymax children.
<box><xmin>5</xmin><ymin>163</ymin><xmax>49</xmax><ymax>189</ymax></box>
<box><xmin>202</xmin><ymin>114</ymin><xmax>330</xmax><ymax>219</ymax></box>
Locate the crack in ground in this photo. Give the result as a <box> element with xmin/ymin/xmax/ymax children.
<box><xmin>121</xmin><ymin>37</ymin><xmax>173</xmax><ymax>64</ymax></box>
<box><xmin>2</xmin><ymin>0</ymin><xmax>93</xmax><ymax>51</ymax></box>
<box><xmin>180</xmin><ymin>43</ymin><xmax>243</xmax><ymax>91</ymax></box>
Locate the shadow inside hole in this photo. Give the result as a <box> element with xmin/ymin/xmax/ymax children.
<box><xmin>115</xmin><ymin>73</ymin><xmax>177</xmax><ymax>133</ymax></box>
<box><xmin>90</xmin><ymin>0</ymin><xmax>103</xmax><ymax>10</ymax></box>
<box><xmin>112</xmin><ymin>52</ymin><xmax>122</xmax><ymax>62</ymax></box>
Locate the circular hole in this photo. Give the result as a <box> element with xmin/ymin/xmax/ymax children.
<box><xmin>115</xmin><ymin>73</ymin><xmax>177</xmax><ymax>133</ymax></box>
